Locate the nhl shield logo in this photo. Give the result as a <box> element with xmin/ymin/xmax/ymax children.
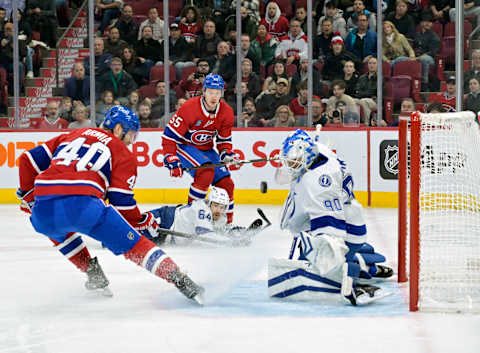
<box><xmin>384</xmin><ymin>145</ymin><xmax>399</xmax><ymax>175</ymax></box>
<box><xmin>379</xmin><ymin>140</ymin><xmax>400</xmax><ymax>180</ymax></box>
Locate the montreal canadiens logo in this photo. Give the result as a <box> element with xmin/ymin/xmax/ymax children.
<box><xmin>191</xmin><ymin>130</ymin><xmax>215</xmax><ymax>144</ymax></box>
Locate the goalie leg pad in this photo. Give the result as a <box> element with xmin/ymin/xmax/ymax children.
<box><xmin>268</xmin><ymin>258</ymin><xmax>341</xmax><ymax>300</ymax></box>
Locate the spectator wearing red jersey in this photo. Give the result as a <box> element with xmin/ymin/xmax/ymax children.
<box><xmin>179</xmin><ymin>5</ymin><xmax>203</xmax><ymax>44</ymax></box>
<box><xmin>430</xmin><ymin>76</ymin><xmax>456</xmax><ymax>111</ymax></box>
<box><xmin>259</xmin><ymin>1</ymin><xmax>289</xmax><ymax>39</ymax></box>
<box><xmin>33</xmin><ymin>101</ymin><xmax>69</xmax><ymax>129</ymax></box>
<box><xmin>289</xmin><ymin>81</ymin><xmax>321</xmax><ymax>118</ymax></box>
<box><xmin>275</xmin><ymin>18</ymin><xmax>308</xmax><ymax>66</ymax></box>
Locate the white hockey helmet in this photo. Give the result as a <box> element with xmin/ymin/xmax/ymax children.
<box><xmin>207</xmin><ymin>186</ymin><xmax>229</xmax><ymax>207</ymax></box>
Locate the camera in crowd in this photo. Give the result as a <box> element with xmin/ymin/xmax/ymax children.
<box><xmin>194</xmin><ymin>72</ymin><xmax>206</xmax><ymax>80</ymax></box>
<box><xmin>332</xmin><ymin>109</ymin><xmax>343</xmax><ymax>120</ymax></box>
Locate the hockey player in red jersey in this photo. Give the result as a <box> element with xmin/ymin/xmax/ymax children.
<box><xmin>162</xmin><ymin>73</ymin><xmax>240</xmax><ymax>223</ymax></box>
<box><xmin>16</xmin><ymin>106</ymin><xmax>203</xmax><ymax>303</ymax></box>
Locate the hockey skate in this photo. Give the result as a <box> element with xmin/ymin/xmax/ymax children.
<box><xmin>85</xmin><ymin>257</ymin><xmax>113</xmax><ymax>297</ymax></box>
<box><xmin>341</xmin><ymin>263</ymin><xmax>391</xmax><ymax>306</ymax></box>
<box><xmin>373</xmin><ymin>265</ymin><xmax>394</xmax><ymax>279</ymax></box>
<box><xmin>167</xmin><ymin>269</ymin><xmax>204</xmax><ymax>305</ymax></box>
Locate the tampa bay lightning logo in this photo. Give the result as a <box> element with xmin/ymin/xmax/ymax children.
<box><xmin>319</xmin><ymin>174</ymin><xmax>331</xmax><ymax>187</ymax></box>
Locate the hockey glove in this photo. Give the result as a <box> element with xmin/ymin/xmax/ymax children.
<box><xmin>135</xmin><ymin>212</ymin><xmax>160</xmax><ymax>239</ymax></box>
<box><xmin>16</xmin><ymin>188</ymin><xmax>34</xmax><ymax>214</ymax></box>
<box><xmin>220</xmin><ymin>149</ymin><xmax>241</xmax><ymax>171</ymax></box>
<box><xmin>164</xmin><ymin>154</ymin><xmax>183</xmax><ymax>177</ymax></box>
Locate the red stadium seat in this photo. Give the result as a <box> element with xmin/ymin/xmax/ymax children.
<box><xmin>382</xmin><ymin>61</ymin><xmax>392</xmax><ymax>78</ymax></box>
<box><xmin>0</xmin><ymin>67</ymin><xmax>7</xmax><ymax>110</ymax></box>
<box><xmin>393</xmin><ymin>60</ymin><xmax>422</xmax><ymax>100</ymax></box>
<box><xmin>313</xmin><ymin>61</ymin><xmax>323</xmax><ymax>73</ymax></box>
<box><xmin>440</xmin><ymin>36</ymin><xmax>468</xmax><ymax>66</ymax></box>
<box><xmin>180</xmin><ymin>66</ymin><xmax>197</xmax><ymax>81</ymax></box>
<box><xmin>389</xmin><ymin>75</ymin><xmax>412</xmax><ymax>105</ymax></box>
<box><xmin>138</xmin><ymin>82</ymin><xmax>157</xmax><ymax>99</ymax></box>
<box><xmin>444</xmin><ymin>21</ymin><xmax>472</xmax><ymax>38</ymax></box>
<box><xmin>274</xmin><ymin>0</ymin><xmax>293</xmax><ymax>18</ymax></box>
<box><xmin>130</xmin><ymin>0</ymin><xmax>157</xmax><ymax>17</ymax></box>
<box><xmin>149</xmin><ymin>65</ymin><xmax>177</xmax><ymax>83</ymax></box>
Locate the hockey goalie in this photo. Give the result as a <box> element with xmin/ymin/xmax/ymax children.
<box><xmin>268</xmin><ymin>129</ymin><xmax>392</xmax><ymax>306</ymax></box>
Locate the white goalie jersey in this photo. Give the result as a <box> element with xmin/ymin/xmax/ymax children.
<box><xmin>170</xmin><ymin>200</ymin><xmax>229</xmax><ymax>245</ymax></box>
<box><xmin>280</xmin><ymin>154</ymin><xmax>367</xmax><ymax>245</ymax></box>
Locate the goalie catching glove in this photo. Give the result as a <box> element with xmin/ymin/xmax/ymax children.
<box><xmin>16</xmin><ymin>188</ymin><xmax>34</xmax><ymax>214</ymax></box>
<box><xmin>220</xmin><ymin>149</ymin><xmax>241</xmax><ymax>171</ymax></box>
<box><xmin>135</xmin><ymin>212</ymin><xmax>160</xmax><ymax>239</ymax></box>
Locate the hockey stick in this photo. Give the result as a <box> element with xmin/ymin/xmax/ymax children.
<box><xmin>184</xmin><ymin>157</ymin><xmax>279</xmax><ymax>171</ymax></box>
<box><xmin>257</xmin><ymin>208</ymin><xmax>272</xmax><ymax>229</ymax></box>
<box><xmin>156</xmin><ymin>228</ymin><xmax>230</xmax><ymax>246</ymax></box>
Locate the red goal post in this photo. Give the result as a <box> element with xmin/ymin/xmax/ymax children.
<box><xmin>398</xmin><ymin>111</ymin><xmax>480</xmax><ymax>312</ymax></box>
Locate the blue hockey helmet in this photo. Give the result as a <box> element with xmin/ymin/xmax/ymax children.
<box><xmin>103</xmin><ymin>105</ymin><xmax>140</xmax><ymax>135</ymax></box>
<box><xmin>203</xmin><ymin>73</ymin><xmax>224</xmax><ymax>91</ymax></box>
<box><xmin>280</xmin><ymin>129</ymin><xmax>319</xmax><ymax>178</ymax></box>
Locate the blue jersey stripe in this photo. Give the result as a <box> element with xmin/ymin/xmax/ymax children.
<box><xmin>107</xmin><ymin>191</ymin><xmax>136</xmax><ymax>206</ymax></box>
<box><xmin>29</xmin><ymin>145</ymin><xmax>52</xmax><ymax>172</ymax></box>
<box><xmin>346</xmin><ymin>223</ymin><xmax>367</xmax><ymax>236</ymax></box>
<box><xmin>310</xmin><ymin>216</ymin><xmax>346</xmax><ymax>232</ymax></box>
<box><xmin>164</xmin><ymin>126</ymin><xmax>185</xmax><ymax>143</ymax></box>
<box><xmin>216</xmin><ymin>136</ymin><xmax>232</xmax><ymax>143</ymax></box>
<box><xmin>145</xmin><ymin>249</ymin><xmax>166</xmax><ymax>272</ymax></box>
<box><xmin>59</xmin><ymin>236</ymin><xmax>83</xmax><ymax>256</ymax></box>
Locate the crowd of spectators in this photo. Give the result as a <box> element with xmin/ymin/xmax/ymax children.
<box><xmin>2</xmin><ymin>0</ymin><xmax>480</xmax><ymax>128</ymax></box>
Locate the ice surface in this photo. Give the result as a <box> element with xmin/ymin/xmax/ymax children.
<box><xmin>1</xmin><ymin>205</ymin><xmax>479</xmax><ymax>353</ymax></box>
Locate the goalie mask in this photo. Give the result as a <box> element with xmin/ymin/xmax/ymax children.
<box><xmin>278</xmin><ymin>129</ymin><xmax>319</xmax><ymax>181</ymax></box>
<box><xmin>207</xmin><ymin>186</ymin><xmax>229</xmax><ymax>222</ymax></box>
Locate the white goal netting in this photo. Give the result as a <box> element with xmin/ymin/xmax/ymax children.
<box><xmin>415</xmin><ymin>112</ymin><xmax>480</xmax><ymax>312</ymax></box>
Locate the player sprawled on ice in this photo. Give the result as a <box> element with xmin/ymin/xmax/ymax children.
<box><xmin>144</xmin><ymin>186</ymin><xmax>268</xmax><ymax>247</ymax></box>
<box><xmin>162</xmin><ymin>73</ymin><xmax>240</xmax><ymax>224</ymax></box>
<box><xmin>16</xmin><ymin>106</ymin><xmax>204</xmax><ymax>304</ymax></box>
<box><xmin>268</xmin><ymin>129</ymin><xmax>392</xmax><ymax>306</ymax></box>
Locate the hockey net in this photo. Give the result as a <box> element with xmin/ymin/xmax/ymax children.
<box><xmin>398</xmin><ymin>111</ymin><xmax>480</xmax><ymax>312</ymax></box>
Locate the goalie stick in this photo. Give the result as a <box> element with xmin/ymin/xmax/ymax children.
<box><xmin>184</xmin><ymin>157</ymin><xmax>279</xmax><ymax>171</ymax></box>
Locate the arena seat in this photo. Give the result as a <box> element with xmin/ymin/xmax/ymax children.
<box><xmin>149</xmin><ymin>65</ymin><xmax>176</xmax><ymax>83</ymax></box>
<box><xmin>393</xmin><ymin>61</ymin><xmax>421</xmax><ymax>101</ymax></box>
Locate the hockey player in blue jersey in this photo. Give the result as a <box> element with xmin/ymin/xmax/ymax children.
<box><xmin>145</xmin><ymin>187</ymin><xmax>265</xmax><ymax>247</ymax></box>
<box><xmin>268</xmin><ymin>129</ymin><xmax>392</xmax><ymax>305</ymax></box>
